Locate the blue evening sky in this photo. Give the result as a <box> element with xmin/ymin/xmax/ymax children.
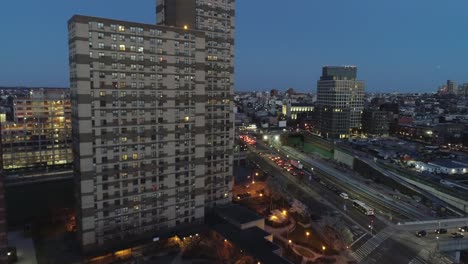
<box><xmin>1</xmin><ymin>0</ymin><xmax>467</xmax><ymax>93</ymax></box>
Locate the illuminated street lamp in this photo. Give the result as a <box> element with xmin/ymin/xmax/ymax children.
<box><xmin>274</xmin><ymin>135</ymin><xmax>280</xmax><ymax>141</ymax></box>
<box><xmin>322</xmin><ymin>245</ymin><xmax>326</xmax><ymax>253</ymax></box>
<box><xmin>288</xmin><ymin>240</ymin><xmax>292</xmax><ymax>244</ymax></box>
<box><xmin>282</xmin><ymin>210</ymin><xmax>287</xmax><ymax>216</ymax></box>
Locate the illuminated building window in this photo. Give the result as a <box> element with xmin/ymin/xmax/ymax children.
<box><xmin>119</xmin><ymin>45</ymin><xmax>126</xmax><ymax>51</ymax></box>
<box><xmin>118</xmin><ymin>25</ymin><xmax>125</xmax><ymax>32</ymax></box>
<box><xmin>122</xmin><ymin>154</ymin><xmax>128</xmax><ymax>161</ymax></box>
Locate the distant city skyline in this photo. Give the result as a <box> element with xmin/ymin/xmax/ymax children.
<box><xmin>1</xmin><ymin>0</ymin><xmax>468</xmax><ymax>92</ymax></box>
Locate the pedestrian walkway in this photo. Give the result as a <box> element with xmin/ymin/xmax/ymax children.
<box><xmin>350</xmin><ymin>227</ymin><xmax>393</xmax><ymax>262</ymax></box>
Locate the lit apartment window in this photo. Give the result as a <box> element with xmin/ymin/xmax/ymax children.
<box><xmin>119</xmin><ymin>45</ymin><xmax>126</xmax><ymax>51</ymax></box>
<box><xmin>122</xmin><ymin>154</ymin><xmax>128</xmax><ymax>160</ymax></box>
<box><xmin>99</xmin><ymin>91</ymin><xmax>106</xmax><ymax>97</ymax></box>
<box><xmin>118</xmin><ymin>25</ymin><xmax>125</xmax><ymax>32</ymax></box>
<box><xmin>132</xmin><ymin>154</ymin><xmax>138</xmax><ymax>160</ymax></box>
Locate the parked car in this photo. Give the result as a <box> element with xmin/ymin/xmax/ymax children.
<box><xmin>459</xmin><ymin>226</ymin><xmax>468</xmax><ymax>232</ymax></box>
<box><xmin>434</xmin><ymin>229</ymin><xmax>447</xmax><ymax>234</ymax></box>
<box><xmin>416</xmin><ymin>230</ymin><xmax>427</xmax><ymax>237</ymax></box>
<box><xmin>451</xmin><ymin>232</ymin><xmax>464</xmax><ymax>239</ymax></box>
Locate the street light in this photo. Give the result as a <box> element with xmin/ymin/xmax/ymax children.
<box><xmin>322</xmin><ymin>245</ymin><xmax>326</xmax><ymax>253</ymax></box>
<box><xmin>274</xmin><ymin>135</ymin><xmax>280</xmax><ymax>141</ymax></box>
<box><xmin>288</xmin><ymin>240</ymin><xmax>292</xmax><ymax>244</ymax></box>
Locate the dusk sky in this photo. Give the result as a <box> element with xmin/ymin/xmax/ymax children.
<box><xmin>1</xmin><ymin>0</ymin><xmax>468</xmax><ymax>92</ymax></box>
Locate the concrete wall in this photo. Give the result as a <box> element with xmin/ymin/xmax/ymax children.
<box><xmin>240</xmin><ymin>218</ymin><xmax>265</xmax><ymax>230</ymax></box>
<box><xmin>334</xmin><ymin>148</ymin><xmax>354</xmax><ymax>168</ymax></box>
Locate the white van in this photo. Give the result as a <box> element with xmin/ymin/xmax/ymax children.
<box><xmin>340</xmin><ymin>193</ymin><xmax>349</xmax><ymax>199</ymax></box>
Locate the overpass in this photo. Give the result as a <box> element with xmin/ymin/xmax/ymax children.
<box><xmin>399</xmin><ymin>218</ymin><xmax>468</xmax><ymax>263</ymax></box>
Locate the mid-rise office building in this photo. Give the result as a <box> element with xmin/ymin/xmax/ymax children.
<box><xmin>1</xmin><ymin>88</ymin><xmax>72</xmax><ymax>173</ymax></box>
<box><xmin>447</xmin><ymin>80</ymin><xmax>457</xmax><ymax>95</ymax></box>
<box><xmin>316</xmin><ymin>66</ymin><xmax>364</xmax><ymax>139</ymax></box>
<box><xmin>361</xmin><ymin>109</ymin><xmax>391</xmax><ymax>136</ymax></box>
<box><xmin>68</xmin><ymin>0</ymin><xmax>234</xmax><ymax>254</ymax></box>
<box><xmin>157</xmin><ymin>0</ymin><xmax>235</xmax><ymax>207</ymax></box>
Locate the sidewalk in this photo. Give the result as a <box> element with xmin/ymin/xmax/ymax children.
<box><xmin>8</xmin><ymin>230</ymin><xmax>38</xmax><ymax>264</ymax></box>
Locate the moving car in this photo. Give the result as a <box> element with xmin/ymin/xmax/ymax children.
<box><xmin>416</xmin><ymin>230</ymin><xmax>427</xmax><ymax>237</ymax></box>
<box><xmin>340</xmin><ymin>193</ymin><xmax>349</xmax><ymax>199</ymax></box>
<box><xmin>434</xmin><ymin>229</ymin><xmax>447</xmax><ymax>234</ymax></box>
<box><xmin>452</xmin><ymin>232</ymin><xmax>464</xmax><ymax>239</ymax></box>
<box><xmin>459</xmin><ymin>226</ymin><xmax>468</xmax><ymax>232</ymax></box>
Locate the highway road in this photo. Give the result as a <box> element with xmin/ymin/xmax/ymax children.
<box><xmin>242</xmin><ymin>136</ymin><xmax>458</xmax><ymax>263</ymax></box>
<box><xmin>247</xmin><ymin>146</ymin><xmax>387</xmax><ymax>234</ymax></box>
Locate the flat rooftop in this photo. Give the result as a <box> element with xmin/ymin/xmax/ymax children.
<box><xmin>429</xmin><ymin>160</ymin><xmax>466</xmax><ymax>169</ymax></box>
<box><xmin>215</xmin><ymin>203</ymin><xmax>263</xmax><ymax>225</ymax></box>
<box><xmin>213</xmin><ymin>223</ymin><xmax>292</xmax><ymax>264</ymax></box>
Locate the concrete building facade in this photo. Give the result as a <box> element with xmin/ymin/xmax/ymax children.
<box><xmin>157</xmin><ymin>0</ymin><xmax>235</xmax><ymax>208</ymax></box>
<box><xmin>68</xmin><ymin>0</ymin><xmax>234</xmax><ymax>254</ymax></box>
<box><xmin>316</xmin><ymin>66</ymin><xmax>365</xmax><ymax>139</ymax></box>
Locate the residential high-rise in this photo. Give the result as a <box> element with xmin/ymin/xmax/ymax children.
<box><xmin>1</xmin><ymin>88</ymin><xmax>72</xmax><ymax>174</ymax></box>
<box><xmin>68</xmin><ymin>0</ymin><xmax>235</xmax><ymax>254</ymax></box>
<box><xmin>316</xmin><ymin>66</ymin><xmax>364</xmax><ymax>139</ymax></box>
<box><xmin>0</xmin><ymin>139</ymin><xmax>7</xmax><ymax>263</ymax></box>
<box><xmin>157</xmin><ymin>0</ymin><xmax>235</xmax><ymax>207</ymax></box>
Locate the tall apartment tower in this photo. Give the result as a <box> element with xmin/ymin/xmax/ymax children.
<box><xmin>69</xmin><ymin>16</ymin><xmax>207</xmax><ymax>253</ymax></box>
<box><xmin>68</xmin><ymin>0</ymin><xmax>234</xmax><ymax>254</ymax></box>
<box><xmin>316</xmin><ymin>66</ymin><xmax>364</xmax><ymax>139</ymax></box>
<box><xmin>157</xmin><ymin>0</ymin><xmax>235</xmax><ymax>207</ymax></box>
